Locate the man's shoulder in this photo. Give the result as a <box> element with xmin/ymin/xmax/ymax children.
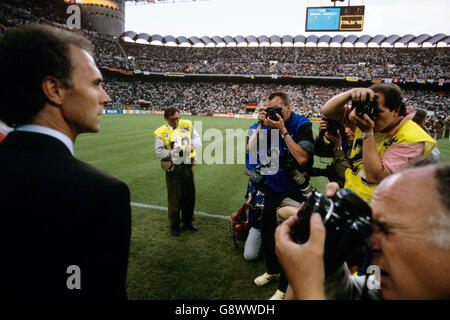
<box><xmin>179</xmin><ymin>119</ymin><xmax>192</xmax><ymax>127</ymax></box>
<box><xmin>396</xmin><ymin>119</ymin><xmax>435</xmax><ymax>142</ymax></box>
<box><xmin>154</xmin><ymin>124</ymin><xmax>169</xmax><ymax>137</ymax></box>
<box><xmin>288</xmin><ymin>113</ymin><xmax>312</xmax><ymax>135</ymax></box>
<box><xmin>292</xmin><ymin>112</ymin><xmax>311</xmax><ymax>123</ymax></box>
<box><xmin>72</xmin><ymin>159</ymin><xmax>128</xmax><ymax>190</ymax></box>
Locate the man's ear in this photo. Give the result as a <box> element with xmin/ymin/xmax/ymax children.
<box><xmin>41</xmin><ymin>76</ymin><xmax>66</xmax><ymax>106</ymax></box>
<box><xmin>284</xmin><ymin>105</ymin><xmax>291</xmax><ymax>119</ymax></box>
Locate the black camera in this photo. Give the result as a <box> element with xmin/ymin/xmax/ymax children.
<box><xmin>352</xmin><ymin>93</ymin><xmax>378</xmax><ymax>120</ymax></box>
<box><xmin>265</xmin><ymin>106</ymin><xmax>284</xmax><ymax>121</ymax></box>
<box><xmin>293</xmin><ymin>188</ymin><xmax>373</xmax><ymax>277</ymax></box>
<box><xmin>249</xmin><ymin>166</ymin><xmax>266</xmax><ymax>190</ymax></box>
<box><xmin>322</xmin><ymin>116</ymin><xmax>343</xmax><ymax>137</ymax></box>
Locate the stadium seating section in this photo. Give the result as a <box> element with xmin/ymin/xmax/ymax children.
<box><xmin>0</xmin><ymin>0</ymin><xmax>448</xmax><ymax>118</ymax></box>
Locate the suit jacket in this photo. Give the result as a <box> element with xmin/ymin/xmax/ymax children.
<box><xmin>0</xmin><ymin>131</ymin><xmax>131</xmax><ymax>299</ymax></box>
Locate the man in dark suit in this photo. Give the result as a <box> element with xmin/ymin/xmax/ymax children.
<box><xmin>0</xmin><ymin>24</ymin><xmax>131</xmax><ymax>299</ymax></box>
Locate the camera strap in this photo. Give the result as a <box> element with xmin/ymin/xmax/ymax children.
<box><xmin>323</xmin><ymin>200</ymin><xmax>335</xmax><ymax>224</ymax></box>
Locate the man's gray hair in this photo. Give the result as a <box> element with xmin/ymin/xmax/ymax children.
<box><xmin>426</xmin><ymin>163</ymin><xmax>450</xmax><ymax>248</ymax></box>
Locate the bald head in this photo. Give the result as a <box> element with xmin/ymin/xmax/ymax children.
<box><xmin>370</xmin><ymin>163</ymin><xmax>450</xmax><ymax>299</ymax></box>
<box><xmin>373</xmin><ymin>163</ymin><xmax>450</xmax><ymax>248</ymax></box>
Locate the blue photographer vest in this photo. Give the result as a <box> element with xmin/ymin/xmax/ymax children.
<box><xmin>265</xmin><ymin>113</ymin><xmax>311</xmax><ymax>193</ymax></box>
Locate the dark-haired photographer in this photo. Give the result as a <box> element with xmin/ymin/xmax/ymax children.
<box><xmin>250</xmin><ymin>92</ymin><xmax>314</xmax><ymax>300</ymax></box>
<box><xmin>322</xmin><ymin>84</ymin><xmax>436</xmax><ymax>202</ymax></box>
<box><xmin>312</xmin><ymin>117</ymin><xmax>354</xmax><ymax>187</ymax></box>
<box><xmin>275</xmin><ymin>118</ymin><xmax>355</xmax><ymax>238</ymax></box>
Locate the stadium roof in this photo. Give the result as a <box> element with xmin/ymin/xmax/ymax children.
<box><xmin>120</xmin><ymin>32</ymin><xmax>450</xmax><ymax>48</ymax></box>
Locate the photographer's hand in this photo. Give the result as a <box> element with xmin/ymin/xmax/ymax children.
<box><xmin>265</xmin><ymin>113</ymin><xmax>286</xmax><ymax>134</ymax></box>
<box><xmin>349</xmin><ymin>108</ymin><xmax>375</xmax><ymax>133</ymax></box>
<box><xmin>318</xmin><ymin>119</ymin><xmax>328</xmax><ymax>135</ymax></box>
<box><xmin>170</xmin><ymin>146</ymin><xmax>183</xmax><ymax>165</ymax></box>
<box><xmin>258</xmin><ymin>108</ymin><xmax>271</xmax><ymax>127</ymax></box>
<box><xmin>268</xmin><ymin>112</ymin><xmax>309</xmax><ymax>166</ymax></box>
<box><xmin>325</xmin><ymin>182</ymin><xmax>340</xmax><ymax>198</ymax></box>
<box><xmin>275</xmin><ymin>214</ymin><xmax>326</xmax><ymax>300</ymax></box>
<box><xmin>322</xmin><ymin>87</ymin><xmax>375</xmax><ymax>122</ymax></box>
<box><xmin>185</xmin><ymin>144</ymin><xmax>195</xmax><ymax>154</ymax></box>
<box><xmin>350</xmin><ymin>88</ymin><xmax>375</xmax><ymax>103</ymax></box>
<box><xmin>324</xmin><ymin>131</ymin><xmax>341</xmax><ymax>147</ymax></box>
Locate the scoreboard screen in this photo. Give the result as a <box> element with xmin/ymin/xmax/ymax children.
<box><xmin>306</xmin><ymin>6</ymin><xmax>365</xmax><ymax>32</ymax></box>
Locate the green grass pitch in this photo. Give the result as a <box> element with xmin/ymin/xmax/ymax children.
<box><xmin>75</xmin><ymin>114</ymin><xmax>450</xmax><ymax>300</ymax></box>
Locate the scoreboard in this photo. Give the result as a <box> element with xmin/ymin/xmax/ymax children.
<box><xmin>306</xmin><ymin>6</ymin><xmax>365</xmax><ymax>32</ymax></box>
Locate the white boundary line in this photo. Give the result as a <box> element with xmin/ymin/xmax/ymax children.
<box><xmin>130</xmin><ymin>202</ymin><xmax>230</xmax><ymax>220</ymax></box>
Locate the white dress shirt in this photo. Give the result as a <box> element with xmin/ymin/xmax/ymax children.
<box><xmin>15</xmin><ymin>125</ymin><xmax>74</xmax><ymax>156</ymax></box>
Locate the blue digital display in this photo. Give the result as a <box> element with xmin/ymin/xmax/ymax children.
<box><xmin>306</xmin><ymin>7</ymin><xmax>341</xmax><ymax>31</ymax></box>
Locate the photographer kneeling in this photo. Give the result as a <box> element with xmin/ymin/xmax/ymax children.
<box><xmin>250</xmin><ymin>92</ymin><xmax>314</xmax><ymax>300</ymax></box>
<box><xmin>322</xmin><ymin>84</ymin><xmax>436</xmax><ymax>202</ymax></box>
<box><xmin>312</xmin><ymin>117</ymin><xmax>355</xmax><ymax>187</ymax></box>
<box><xmin>275</xmin><ymin>163</ymin><xmax>450</xmax><ymax>300</ymax></box>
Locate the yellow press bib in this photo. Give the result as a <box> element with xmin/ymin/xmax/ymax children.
<box><xmin>153</xmin><ymin>119</ymin><xmax>196</xmax><ymax>158</ymax></box>
<box><xmin>345</xmin><ymin>119</ymin><xmax>436</xmax><ymax>203</ymax></box>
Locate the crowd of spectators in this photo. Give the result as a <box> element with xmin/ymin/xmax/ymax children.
<box><xmin>1</xmin><ymin>1</ymin><xmax>448</xmax><ymax>80</ymax></box>
<box><xmin>103</xmin><ymin>80</ymin><xmax>344</xmax><ymax>116</ymax></box>
<box><xmin>0</xmin><ymin>0</ymin><xmax>133</xmax><ymax>71</ymax></box>
<box><xmin>123</xmin><ymin>43</ymin><xmax>449</xmax><ymax>79</ymax></box>
<box><xmin>102</xmin><ymin>79</ymin><xmax>449</xmax><ymax>119</ymax></box>
<box><xmin>1</xmin><ymin>0</ymin><xmax>67</xmax><ymax>28</ymax></box>
<box><xmin>91</xmin><ymin>34</ymin><xmax>133</xmax><ymax>71</ymax></box>
<box><xmin>0</xmin><ymin>0</ymin><xmax>448</xmax><ymax>119</ymax></box>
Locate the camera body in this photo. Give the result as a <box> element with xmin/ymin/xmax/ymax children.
<box><xmin>265</xmin><ymin>106</ymin><xmax>284</xmax><ymax>121</ymax></box>
<box><xmin>294</xmin><ymin>188</ymin><xmax>373</xmax><ymax>277</ymax></box>
<box><xmin>249</xmin><ymin>166</ymin><xmax>266</xmax><ymax>190</ymax></box>
<box><xmin>322</xmin><ymin>116</ymin><xmax>343</xmax><ymax>137</ymax></box>
<box><xmin>352</xmin><ymin>93</ymin><xmax>378</xmax><ymax>120</ymax></box>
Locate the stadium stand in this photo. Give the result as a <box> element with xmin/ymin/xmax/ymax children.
<box><xmin>0</xmin><ymin>0</ymin><xmax>448</xmax><ymax>120</ymax></box>
<box><xmin>120</xmin><ymin>44</ymin><xmax>449</xmax><ymax>79</ymax></box>
<box><xmin>101</xmin><ymin>79</ymin><xmax>449</xmax><ymax>120</ymax></box>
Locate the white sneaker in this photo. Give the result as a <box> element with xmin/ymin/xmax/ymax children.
<box><xmin>269</xmin><ymin>289</ymin><xmax>285</xmax><ymax>300</ymax></box>
<box><xmin>254</xmin><ymin>272</ymin><xmax>280</xmax><ymax>286</ymax></box>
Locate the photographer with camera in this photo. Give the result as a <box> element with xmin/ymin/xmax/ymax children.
<box><xmin>312</xmin><ymin>117</ymin><xmax>355</xmax><ymax>187</ymax></box>
<box><xmin>275</xmin><ymin>163</ymin><xmax>450</xmax><ymax>300</ymax></box>
<box><xmin>322</xmin><ymin>84</ymin><xmax>436</xmax><ymax>202</ymax></box>
<box><xmin>154</xmin><ymin>107</ymin><xmax>201</xmax><ymax>236</ymax></box>
<box><xmin>274</xmin><ymin>118</ymin><xmax>356</xmax><ymax>240</ymax></box>
<box><xmin>251</xmin><ymin>92</ymin><xmax>314</xmax><ymax>300</ymax></box>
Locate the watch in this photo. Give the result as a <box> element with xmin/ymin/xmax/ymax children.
<box><xmin>361</xmin><ymin>132</ymin><xmax>374</xmax><ymax>139</ymax></box>
<box><xmin>281</xmin><ymin>132</ymin><xmax>289</xmax><ymax>140</ymax></box>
